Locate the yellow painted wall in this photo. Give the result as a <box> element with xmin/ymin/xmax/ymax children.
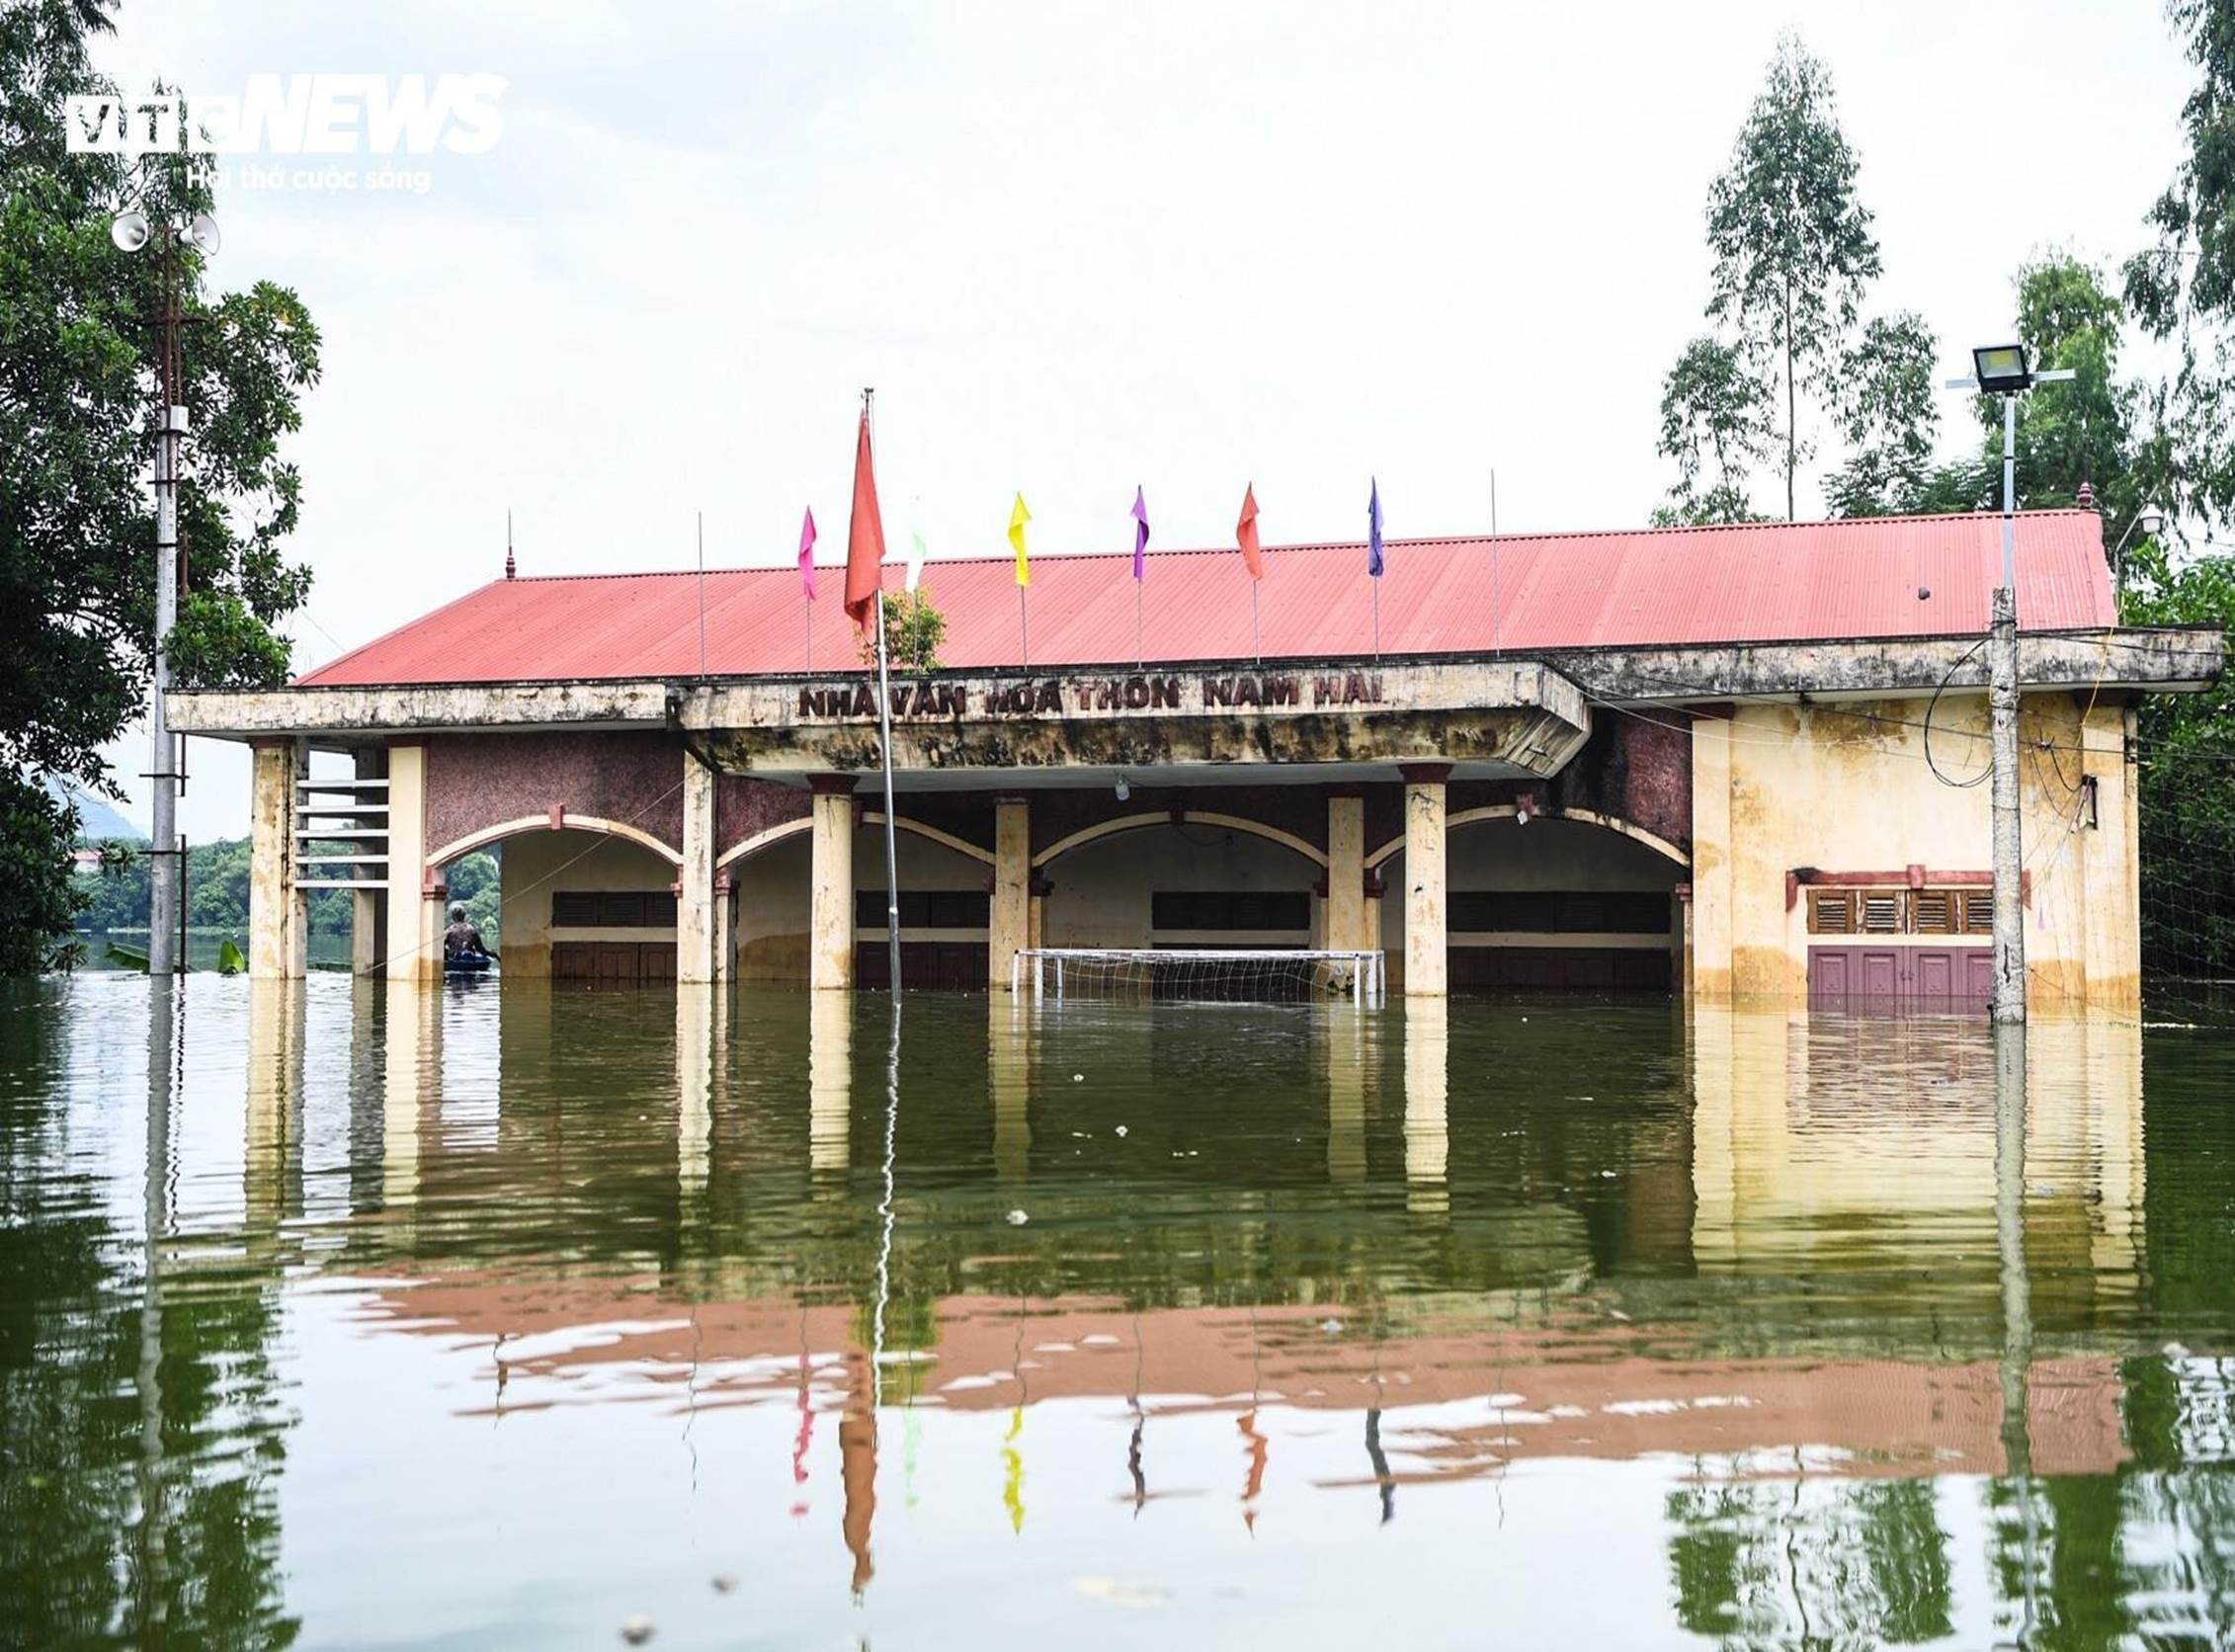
<box><xmin>1691</xmin><ymin>693</ymin><xmax>2138</xmax><ymax>1011</ymax></box>
<box><xmin>731</xmin><ymin>824</ymin><xmax>990</xmax><ymax>985</ymax></box>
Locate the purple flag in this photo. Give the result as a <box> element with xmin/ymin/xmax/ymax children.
<box><xmin>798</xmin><ymin>506</ymin><xmax>817</xmax><ymax>600</ymax></box>
<box><xmin>1367</xmin><ymin>478</ymin><xmax>1384</xmax><ymax>577</ymax></box>
<box><xmin>1130</xmin><ymin>485</ymin><xmax>1149</xmax><ymax>580</ymax></box>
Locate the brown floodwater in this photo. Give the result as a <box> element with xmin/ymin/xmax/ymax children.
<box><xmin>3</xmin><ymin>974</ymin><xmax>2233</xmax><ymax>1648</ymax></box>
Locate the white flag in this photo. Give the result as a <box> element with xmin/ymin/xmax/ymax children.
<box><xmin>905</xmin><ymin>531</ymin><xmax>927</xmax><ymax>593</ymax></box>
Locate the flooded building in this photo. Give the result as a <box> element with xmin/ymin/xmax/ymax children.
<box><xmin>171</xmin><ymin>508</ymin><xmax>2221</xmax><ymax>1008</ymax></box>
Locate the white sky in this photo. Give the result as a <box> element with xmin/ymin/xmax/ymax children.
<box><xmin>87</xmin><ymin>0</ymin><xmax>2197</xmax><ymax>840</ymax></box>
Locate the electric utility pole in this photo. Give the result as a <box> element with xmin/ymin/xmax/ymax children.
<box><xmin>112</xmin><ymin>206</ymin><xmax>219</xmax><ymax>977</ymax></box>
<box><xmin>1946</xmin><ymin>346</ymin><xmax>2074</xmax><ymax>1026</ymax></box>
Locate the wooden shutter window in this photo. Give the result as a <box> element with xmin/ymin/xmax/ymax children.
<box><xmin>1913</xmin><ymin>890</ymin><xmax>1956</xmax><ymax>935</ymax></box>
<box><xmin>1958</xmin><ymin>890</ymin><xmax>1994</xmax><ymax>934</ymax></box>
<box><xmin>1808</xmin><ymin>890</ymin><xmax>1855</xmax><ymax>934</ymax></box>
<box><xmin>1859</xmin><ymin>890</ymin><xmax>1905</xmax><ymax>934</ymax></box>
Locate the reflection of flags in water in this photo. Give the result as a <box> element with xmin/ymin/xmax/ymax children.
<box><xmin>1002</xmin><ymin>1405</ymin><xmax>1027</xmax><ymax>1533</ymax></box>
<box><xmin>1008</xmin><ymin>493</ymin><xmax>1032</xmax><ymax>587</ymax></box>
<box><xmin>1236</xmin><ymin>484</ymin><xmax>1264</xmax><ymax>579</ymax></box>
<box><xmin>797</xmin><ymin>507</ymin><xmax>817</xmax><ymax>600</ymax></box>
<box><xmin>1130</xmin><ymin>486</ymin><xmax>1149</xmax><ymax>580</ymax></box>
<box><xmin>1367</xmin><ymin>478</ymin><xmax>1384</xmax><ymax>577</ymax></box>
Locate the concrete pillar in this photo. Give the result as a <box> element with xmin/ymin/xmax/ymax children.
<box><xmin>248</xmin><ymin>739</ymin><xmax>306</xmax><ymax>979</ymax></box>
<box><xmin>808</xmin><ymin>774</ymin><xmax>858</xmax><ymax>992</ymax></box>
<box><xmin>1325</xmin><ymin>792</ymin><xmax>1366</xmax><ymax>954</ymax></box>
<box><xmin>351</xmin><ymin>748</ymin><xmax>384</xmax><ymax>975</ymax></box>
<box><xmin>713</xmin><ymin>871</ymin><xmax>736</xmax><ymax>984</ymax></box>
<box><xmin>383</xmin><ymin>740</ymin><xmax>437</xmax><ymax>983</ymax></box>
<box><xmin>991</xmin><ymin>794</ymin><xmax>1032</xmax><ymax>991</ymax></box>
<box><xmin>678</xmin><ymin>747</ymin><xmax>717</xmax><ymax>984</ymax></box>
<box><xmin>1689</xmin><ymin>713</ymin><xmax>1733</xmax><ymax>1003</ymax></box>
<box><xmin>1399</xmin><ymin>764</ymin><xmax>1449</xmax><ymax>997</ymax></box>
<box><xmin>677</xmin><ymin>988</ymin><xmax>712</xmax><ymax>1194</ymax></box>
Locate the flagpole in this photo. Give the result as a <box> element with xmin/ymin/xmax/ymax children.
<box><xmin>1135</xmin><ymin>579</ymin><xmax>1143</xmax><ymax>671</ymax></box>
<box><xmin>1371</xmin><ymin>577</ymin><xmax>1380</xmax><ymax>660</ymax></box>
<box><xmin>696</xmin><ymin>510</ymin><xmax>708</xmax><ymax>677</ymax></box>
<box><xmin>866</xmin><ymin>389</ymin><xmax>903</xmax><ymax>996</ymax></box>
<box><xmin>1020</xmin><ymin>584</ymin><xmax>1030</xmax><ymax>673</ymax></box>
<box><xmin>1252</xmin><ymin>581</ymin><xmax>1261</xmax><ymax>664</ymax></box>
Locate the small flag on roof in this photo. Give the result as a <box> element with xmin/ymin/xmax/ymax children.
<box><xmin>1367</xmin><ymin>479</ymin><xmax>1384</xmax><ymax>577</ymax></box>
<box><xmin>1236</xmin><ymin>484</ymin><xmax>1264</xmax><ymax>580</ymax></box>
<box><xmin>1130</xmin><ymin>486</ymin><xmax>1149</xmax><ymax>580</ymax></box>
<box><xmin>798</xmin><ymin>507</ymin><xmax>817</xmax><ymax>600</ymax></box>
<box><xmin>1009</xmin><ymin>493</ymin><xmax>1032</xmax><ymax>587</ymax></box>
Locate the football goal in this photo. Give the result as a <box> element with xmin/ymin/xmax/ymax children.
<box><xmin>1010</xmin><ymin>948</ymin><xmax>1386</xmax><ymax>1005</ymax></box>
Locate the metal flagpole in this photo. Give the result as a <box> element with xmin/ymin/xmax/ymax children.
<box><xmin>1019</xmin><ymin>584</ymin><xmax>1030</xmax><ymax>672</ymax></box>
<box><xmin>696</xmin><ymin>510</ymin><xmax>708</xmax><ymax>676</ymax></box>
<box><xmin>1371</xmin><ymin>578</ymin><xmax>1380</xmax><ymax>659</ymax></box>
<box><xmin>1135</xmin><ymin>579</ymin><xmax>1143</xmax><ymax>671</ymax></box>
<box><xmin>866</xmin><ymin>390</ymin><xmax>903</xmax><ymax>996</ymax></box>
<box><xmin>1252</xmin><ymin>582</ymin><xmax>1261</xmax><ymax>664</ymax></box>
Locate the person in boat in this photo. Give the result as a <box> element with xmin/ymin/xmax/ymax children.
<box><xmin>443</xmin><ymin>902</ymin><xmax>491</xmax><ymax>962</ymax></box>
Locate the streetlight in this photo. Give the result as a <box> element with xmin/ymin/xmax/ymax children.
<box><xmin>1944</xmin><ymin>341</ymin><xmax>2075</xmax><ymax>1027</ymax></box>
<box><xmin>2109</xmin><ymin>504</ymin><xmax>2168</xmax><ymax>599</ymax></box>
<box><xmin>113</xmin><ymin>206</ymin><xmax>218</xmax><ymax>980</ymax></box>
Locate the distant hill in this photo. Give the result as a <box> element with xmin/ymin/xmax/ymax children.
<box><xmin>41</xmin><ymin>775</ymin><xmax>144</xmax><ymax>844</ymax></box>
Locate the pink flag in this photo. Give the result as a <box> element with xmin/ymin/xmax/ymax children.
<box><xmin>798</xmin><ymin>507</ymin><xmax>817</xmax><ymax>600</ymax></box>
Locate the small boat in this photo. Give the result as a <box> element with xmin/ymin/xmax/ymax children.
<box><xmin>445</xmin><ymin>950</ymin><xmax>497</xmax><ymax>976</ymax></box>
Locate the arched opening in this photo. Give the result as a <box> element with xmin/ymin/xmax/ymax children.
<box><xmin>439</xmin><ymin>824</ymin><xmax>682</xmax><ymax>982</ymax></box>
<box><xmin>729</xmin><ymin>818</ymin><xmax>994</xmax><ymax>988</ymax></box>
<box><xmin>1040</xmin><ymin>817</ymin><xmax>1325</xmax><ymax>951</ymax></box>
<box><xmin>1377</xmin><ymin>811</ymin><xmax>1685</xmax><ymax>994</ymax></box>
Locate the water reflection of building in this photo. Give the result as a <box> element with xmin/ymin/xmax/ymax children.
<box><xmin>1688</xmin><ymin>1007</ymin><xmax>2146</xmax><ymax>1333</ymax></box>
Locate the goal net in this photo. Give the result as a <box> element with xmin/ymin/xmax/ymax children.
<box><xmin>1011</xmin><ymin>948</ymin><xmax>1386</xmax><ymax>1005</ymax></box>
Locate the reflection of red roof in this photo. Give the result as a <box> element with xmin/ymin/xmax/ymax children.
<box><xmin>380</xmin><ymin>1281</ymin><xmax>2128</xmax><ymax>1479</ymax></box>
<box><xmin>297</xmin><ymin>511</ymin><xmax>2115</xmax><ymax>687</ymax></box>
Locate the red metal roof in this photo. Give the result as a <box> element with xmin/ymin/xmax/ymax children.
<box><xmin>296</xmin><ymin>510</ymin><xmax>2116</xmax><ymax>687</ymax></box>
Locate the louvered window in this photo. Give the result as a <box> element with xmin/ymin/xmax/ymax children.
<box><xmin>1805</xmin><ymin>883</ymin><xmax>1994</xmax><ymax>936</ymax></box>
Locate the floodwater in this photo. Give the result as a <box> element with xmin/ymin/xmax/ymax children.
<box><xmin>4</xmin><ymin>979</ymin><xmax>2233</xmax><ymax>1650</ymax></box>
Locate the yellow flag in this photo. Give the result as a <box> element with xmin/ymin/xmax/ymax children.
<box><xmin>1008</xmin><ymin>493</ymin><xmax>1032</xmax><ymax>587</ymax></box>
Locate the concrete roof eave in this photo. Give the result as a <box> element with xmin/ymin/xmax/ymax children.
<box><xmin>166</xmin><ymin>626</ymin><xmax>2224</xmax><ymax>741</ymax></box>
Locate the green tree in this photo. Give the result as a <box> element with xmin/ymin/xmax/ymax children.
<box><xmin>858</xmin><ymin>589</ymin><xmax>949</xmax><ymax>674</ymax></box>
<box><xmin>1823</xmin><ymin>312</ymin><xmax>1941</xmax><ymax>517</ymax></box>
<box><xmin>1703</xmin><ymin>33</ymin><xmax>1882</xmax><ymax>520</ymax></box>
<box><xmin>2</xmin><ymin>0</ymin><xmax>322</xmax><ymax>973</ymax></box>
<box><xmin>2125</xmin><ymin>0</ymin><xmax>2235</xmax><ymax>523</ymax></box>
<box><xmin>1652</xmin><ymin>337</ymin><xmax>1773</xmax><ymax>526</ymax></box>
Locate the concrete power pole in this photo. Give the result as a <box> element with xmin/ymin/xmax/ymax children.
<box><xmin>1947</xmin><ymin>347</ymin><xmax>2073</xmax><ymax>1027</ymax></box>
<box><xmin>147</xmin><ymin>218</ymin><xmax>189</xmax><ymax>980</ymax></box>
<box><xmin>1988</xmin><ymin>394</ymin><xmax>2024</xmax><ymax>1024</ymax></box>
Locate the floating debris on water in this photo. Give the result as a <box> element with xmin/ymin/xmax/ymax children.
<box><xmin>1006</xmin><ymin>1208</ymin><xmax>1030</xmax><ymax>1226</ymax></box>
<box><xmin>620</xmin><ymin>1615</ymin><xmax>656</xmax><ymax>1645</ymax></box>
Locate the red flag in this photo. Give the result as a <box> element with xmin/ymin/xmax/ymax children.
<box><xmin>843</xmin><ymin>409</ymin><xmax>886</xmax><ymax>628</ymax></box>
<box><xmin>1236</xmin><ymin>483</ymin><xmax>1264</xmax><ymax>580</ymax></box>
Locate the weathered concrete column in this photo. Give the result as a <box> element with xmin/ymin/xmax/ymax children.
<box><xmin>1325</xmin><ymin>791</ymin><xmax>1366</xmax><ymax>954</ymax></box>
<box><xmin>677</xmin><ymin>746</ymin><xmax>717</xmax><ymax>984</ymax></box>
<box><xmin>248</xmin><ymin>739</ymin><xmax>306</xmax><ymax>979</ymax></box>
<box><xmin>382</xmin><ymin>739</ymin><xmax>437</xmax><ymax>983</ymax></box>
<box><xmin>808</xmin><ymin>774</ymin><xmax>858</xmax><ymax>992</ymax></box>
<box><xmin>990</xmin><ymin>794</ymin><xmax>1032</xmax><ymax>991</ymax></box>
<box><xmin>1688</xmin><ymin>712</ymin><xmax>1733</xmax><ymax>1003</ymax></box>
<box><xmin>712</xmin><ymin>871</ymin><xmax>736</xmax><ymax>984</ymax></box>
<box><xmin>350</xmin><ymin>748</ymin><xmax>384</xmax><ymax>975</ymax></box>
<box><xmin>989</xmin><ymin>996</ymin><xmax>1031</xmax><ymax>1181</ymax></box>
<box><xmin>1399</xmin><ymin>764</ymin><xmax>1449</xmax><ymax>997</ymax></box>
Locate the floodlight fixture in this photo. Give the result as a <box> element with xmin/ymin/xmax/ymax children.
<box><xmin>1971</xmin><ymin>344</ymin><xmax>2032</xmax><ymax>394</ymax></box>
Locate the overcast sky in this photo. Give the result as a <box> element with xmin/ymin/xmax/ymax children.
<box><xmin>89</xmin><ymin>0</ymin><xmax>2196</xmax><ymax>838</ymax></box>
